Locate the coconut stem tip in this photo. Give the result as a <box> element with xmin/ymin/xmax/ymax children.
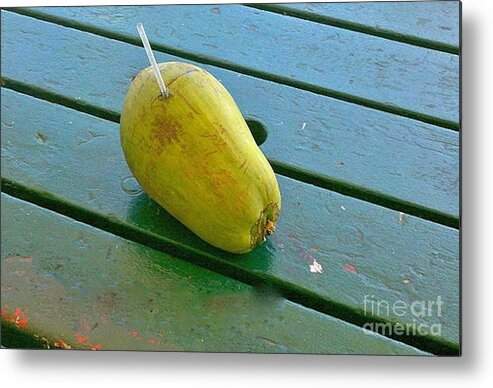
<box><xmin>265</xmin><ymin>220</ymin><xmax>276</xmax><ymax>235</ymax></box>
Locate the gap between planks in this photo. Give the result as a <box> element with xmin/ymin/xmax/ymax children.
<box><xmin>0</xmin><ymin>178</ymin><xmax>460</xmax><ymax>356</ymax></box>
<box><xmin>7</xmin><ymin>8</ymin><xmax>459</xmax><ymax>132</ymax></box>
<box><xmin>245</xmin><ymin>4</ymin><xmax>459</xmax><ymax>55</ymax></box>
<box><xmin>0</xmin><ymin>77</ymin><xmax>459</xmax><ymax>230</ymax></box>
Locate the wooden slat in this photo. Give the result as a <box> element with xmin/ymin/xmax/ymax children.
<box><xmin>1</xmin><ymin>88</ymin><xmax>460</xmax><ymax>352</ymax></box>
<box><xmin>15</xmin><ymin>5</ymin><xmax>459</xmax><ymax>127</ymax></box>
<box><xmin>254</xmin><ymin>1</ymin><xmax>459</xmax><ymax>53</ymax></box>
<box><xmin>0</xmin><ymin>12</ymin><xmax>459</xmax><ymax>221</ymax></box>
<box><xmin>2</xmin><ymin>194</ymin><xmax>428</xmax><ymax>354</ymax></box>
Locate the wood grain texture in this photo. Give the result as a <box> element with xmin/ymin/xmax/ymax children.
<box><xmin>16</xmin><ymin>5</ymin><xmax>459</xmax><ymax>126</ymax></box>
<box><xmin>2</xmin><ymin>194</ymin><xmax>428</xmax><ymax>354</ymax></box>
<box><xmin>254</xmin><ymin>1</ymin><xmax>459</xmax><ymax>53</ymax></box>
<box><xmin>1</xmin><ymin>88</ymin><xmax>460</xmax><ymax>351</ymax></box>
<box><xmin>0</xmin><ymin>12</ymin><xmax>459</xmax><ymax>221</ymax></box>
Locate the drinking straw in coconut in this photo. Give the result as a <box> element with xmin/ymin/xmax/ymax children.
<box><xmin>137</xmin><ymin>22</ymin><xmax>168</xmax><ymax>98</ymax></box>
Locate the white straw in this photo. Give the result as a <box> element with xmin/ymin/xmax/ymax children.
<box><xmin>137</xmin><ymin>22</ymin><xmax>168</xmax><ymax>98</ymax></box>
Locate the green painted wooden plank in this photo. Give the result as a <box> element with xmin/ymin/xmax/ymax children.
<box><xmin>15</xmin><ymin>5</ymin><xmax>459</xmax><ymax>127</ymax></box>
<box><xmin>1</xmin><ymin>194</ymin><xmax>428</xmax><ymax>354</ymax></box>
<box><xmin>0</xmin><ymin>12</ymin><xmax>459</xmax><ymax>221</ymax></box>
<box><xmin>253</xmin><ymin>1</ymin><xmax>459</xmax><ymax>53</ymax></box>
<box><xmin>0</xmin><ymin>88</ymin><xmax>460</xmax><ymax>352</ymax></box>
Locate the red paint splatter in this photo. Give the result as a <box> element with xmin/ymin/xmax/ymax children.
<box><xmin>17</xmin><ymin>316</ymin><xmax>29</xmax><ymax>327</ymax></box>
<box><xmin>89</xmin><ymin>343</ymin><xmax>102</xmax><ymax>350</ymax></box>
<box><xmin>76</xmin><ymin>333</ymin><xmax>89</xmax><ymax>344</ymax></box>
<box><xmin>5</xmin><ymin>307</ymin><xmax>29</xmax><ymax>327</ymax></box>
<box><xmin>343</xmin><ymin>264</ymin><xmax>357</xmax><ymax>273</ymax></box>
<box><xmin>128</xmin><ymin>330</ymin><xmax>141</xmax><ymax>339</ymax></box>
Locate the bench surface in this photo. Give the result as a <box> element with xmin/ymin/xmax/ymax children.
<box><xmin>1</xmin><ymin>2</ymin><xmax>460</xmax><ymax>355</ymax></box>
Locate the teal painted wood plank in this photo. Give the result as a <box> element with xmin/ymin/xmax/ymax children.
<box><xmin>1</xmin><ymin>194</ymin><xmax>428</xmax><ymax>354</ymax></box>
<box><xmin>17</xmin><ymin>5</ymin><xmax>459</xmax><ymax>126</ymax></box>
<box><xmin>1</xmin><ymin>88</ymin><xmax>460</xmax><ymax>352</ymax></box>
<box><xmin>0</xmin><ymin>12</ymin><xmax>459</xmax><ymax>221</ymax></box>
<box><xmin>257</xmin><ymin>1</ymin><xmax>459</xmax><ymax>53</ymax></box>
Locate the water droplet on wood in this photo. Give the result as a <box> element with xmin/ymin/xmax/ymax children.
<box><xmin>2</xmin><ymin>120</ymin><xmax>15</xmax><ymax>128</ymax></box>
<box><xmin>121</xmin><ymin>176</ymin><xmax>143</xmax><ymax>196</ymax></box>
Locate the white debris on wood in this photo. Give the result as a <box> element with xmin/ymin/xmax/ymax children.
<box><xmin>399</xmin><ymin>212</ymin><xmax>406</xmax><ymax>225</ymax></box>
<box><xmin>309</xmin><ymin>259</ymin><xmax>324</xmax><ymax>274</ymax></box>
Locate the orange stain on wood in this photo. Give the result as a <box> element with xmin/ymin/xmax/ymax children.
<box><xmin>128</xmin><ymin>330</ymin><xmax>141</xmax><ymax>339</ymax></box>
<box><xmin>76</xmin><ymin>333</ymin><xmax>90</xmax><ymax>344</ymax></box>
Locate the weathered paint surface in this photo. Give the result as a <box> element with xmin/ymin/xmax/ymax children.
<box><xmin>0</xmin><ymin>3</ymin><xmax>459</xmax><ymax>355</ymax></box>
<box><xmin>18</xmin><ymin>5</ymin><xmax>459</xmax><ymax>124</ymax></box>
<box><xmin>265</xmin><ymin>1</ymin><xmax>460</xmax><ymax>50</ymax></box>
<box><xmin>1</xmin><ymin>12</ymin><xmax>459</xmax><ymax>218</ymax></box>
<box><xmin>1</xmin><ymin>194</ymin><xmax>427</xmax><ymax>355</ymax></box>
<box><xmin>1</xmin><ymin>89</ymin><xmax>459</xmax><ymax>347</ymax></box>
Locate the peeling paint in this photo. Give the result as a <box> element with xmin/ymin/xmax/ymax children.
<box><xmin>54</xmin><ymin>339</ymin><xmax>73</xmax><ymax>349</ymax></box>
<box><xmin>89</xmin><ymin>343</ymin><xmax>103</xmax><ymax>350</ymax></box>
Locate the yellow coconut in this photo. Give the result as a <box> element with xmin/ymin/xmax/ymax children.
<box><xmin>120</xmin><ymin>62</ymin><xmax>281</xmax><ymax>253</ymax></box>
